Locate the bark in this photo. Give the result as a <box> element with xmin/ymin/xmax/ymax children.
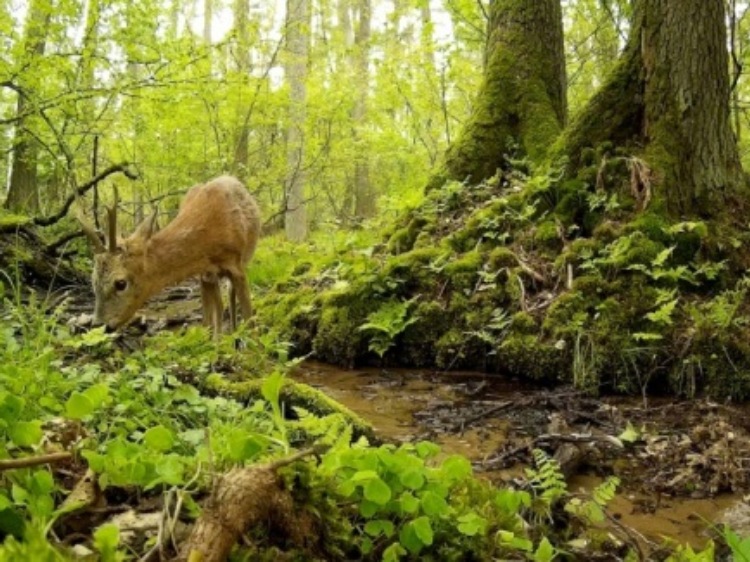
<box><xmin>428</xmin><ymin>0</ymin><xmax>567</xmax><ymax>190</ymax></box>
<box><xmin>352</xmin><ymin>0</ymin><xmax>375</xmax><ymax>219</ymax></box>
<box><xmin>5</xmin><ymin>0</ymin><xmax>51</xmax><ymax>213</ymax></box>
<box><xmin>284</xmin><ymin>0</ymin><xmax>310</xmax><ymax>241</ymax></box>
<box><xmin>560</xmin><ymin>0</ymin><xmax>745</xmax><ymax>217</ymax></box>
<box><xmin>642</xmin><ymin>0</ymin><xmax>743</xmax><ymax>214</ymax></box>
<box><xmin>232</xmin><ymin>0</ymin><xmax>251</xmax><ymax>182</ymax></box>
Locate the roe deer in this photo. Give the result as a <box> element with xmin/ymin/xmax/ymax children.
<box><xmin>80</xmin><ymin>176</ymin><xmax>261</xmax><ymax>336</ymax></box>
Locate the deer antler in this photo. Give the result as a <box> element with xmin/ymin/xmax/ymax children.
<box><xmin>75</xmin><ymin>211</ymin><xmax>106</xmax><ymax>254</ymax></box>
<box><xmin>106</xmin><ymin>185</ymin><xmax>119</xmax><ymax>252</ymax></box>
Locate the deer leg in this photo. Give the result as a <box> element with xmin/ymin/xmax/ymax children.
<box><xmin>229</xmin><ymin>285</ymin><xmax>238</xmax><ymax>331</ymax></box>
<box><xmin>228</xmin><ymin>268</ymin><xmax>253</xmax><ymax>326</ymax></box>
<box><xmin>200</xmin><ymin>275</ymin><xmax>223</xmax><ymax>338</ymax></box>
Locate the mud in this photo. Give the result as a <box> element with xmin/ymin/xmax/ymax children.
<box><xmin>291</xmin><ymin>361</ymin><xmax>750</xmax><ymax>547</ymax></box>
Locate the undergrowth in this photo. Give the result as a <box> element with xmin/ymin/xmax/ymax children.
<box><xmin>256</xmin><ymin>155</ymin><xmax>750</xmax><ymax>399</ymax></box>
<box><xmin>0</xmin><ymin>276</ymin><xmax>741</xmax><ymax>560</ymax></box>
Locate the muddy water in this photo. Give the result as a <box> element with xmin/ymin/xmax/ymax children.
<box><xmin>291</xmin><ymin>361</ymin><xmax>744</xmax><ymax>548</ymax></box>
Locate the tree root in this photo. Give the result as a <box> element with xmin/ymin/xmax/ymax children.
<box><xmin>175</xmin><ymin>446</ymin><xmax>327</xmax><ymax>562</ymax></box>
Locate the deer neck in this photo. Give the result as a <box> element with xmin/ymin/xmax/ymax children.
<box><xmin>141</xmin><ymin>224</ymin><xmax>210</xmax><ymax>293</ymax></box>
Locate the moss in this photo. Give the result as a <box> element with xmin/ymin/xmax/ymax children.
<box><xmin>533</xmin><ymin>220</ymin><xmax>561</xmax><ymax>251</ymax></box>
<box><xmin>435</xmin><ymin>328</ymin><xmax>465</xmax><ymax>370</ymax></box>
<box><xmin>510</xmin><ymin>311</ymin><xmax>537</xmax><ymax>334</ymax></box>
<box><xmin>386</xmin><ymin>228</ymin><xmax>414</xmax><ymax>255</ymax></box>
<box><xmin>0</xmin><ymin>213</ymin><xmax>31</xmax><ymax>229</ymax></box>
<box><xmin>444</xmin><ymin>250</ymin><xmax>484</xmax><ymax>291</ymax></box>
<box><xmin>488</xmin><ymin>247</ymin><xmax>518</xmax><ymax>270</ymax></box>
<box><xmin>313</xmin><ymin>305</ymin><xmax>369</xmax><ymax>367</ymax></box>
<box><xmin>625</xmin><ymin>213</ymin><xmax>670</xmax><ymax>244</ymax></box>
<box><xmin>495</xmin><ymin>334</ymin><xmax>567</xmax><ymax>381</ymax></box>
<box><xmin>203</xmin><ymin>374</ymin><xmax>374</xmax><ymax>441</ymax></box>
<box><xmin>592</xmin><ymin>220</ymin><xmax>623</xmax><ymax>243</ymax></box>
<box><xmin>291</xmin><ymin>262</ymin><xmax>313</xmax><ymax>276</ymax></box>
<box><xmin>413</xmin><ymin>231</ymin><xmax>433</xmax><ymax>249</ymax></box>
<box><xmin>399</xmin><ymin>301</ymin><xmax>450</xmax><ymax>367</ymax></box>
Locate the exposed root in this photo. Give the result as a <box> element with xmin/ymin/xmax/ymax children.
<box><xmin>176</xmin><ymin>446</ymin><xmax>326</xmax><ymax>562</ymax></box>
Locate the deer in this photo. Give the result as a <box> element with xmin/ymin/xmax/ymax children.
<box><xmin>79</xmin><ymin>176</ymin><xmax>261</xmax><ymax>337</ymax></box>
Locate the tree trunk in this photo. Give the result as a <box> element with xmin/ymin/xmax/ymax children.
<box><xmin>428</xmin><ymin>0</ymin><xmax>567</xmax><ymax>190</ymax></box>
<box><xmin>352</xmin><ymin>0</ymin><xmax>374</xmax><ymax>219</ymax></box>
<box><xmin>560</xmin><ymin>0</ymin><xmax>745</xmax><ymax>217</ymax></box>
<box><xmin>232</xmin><ymin>0</ymin><xmax>250</xmax><ymax>182</ymax></box>
<box><xmin>204</xmin><ymin>0</ymin><xmax>213</xmax><ymax>44</ymax></box>
<box><xmin>284</xmin><ymin>0</ymin><xmax>310</xmax><ymax>242</ymax></box>
<box><xmin>5</xmin><ymin>0</ymin><xmax>51</xmax><ymax>213</ymax></box>
<box><xmin>642</xmin><ymin>0</ymin><xmax>743</xmax><ymax>214</ymax></box>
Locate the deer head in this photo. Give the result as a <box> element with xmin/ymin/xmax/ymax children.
<box><xmin>79</xmin><ymin>188</ymin><xmax>159</xmax><ymax>330</ymax></box>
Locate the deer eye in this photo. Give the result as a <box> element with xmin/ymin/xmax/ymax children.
<box><xmin>114</xmin><ymin>279</ymin><xmax>128</xmax><ymax>292</ymax></box>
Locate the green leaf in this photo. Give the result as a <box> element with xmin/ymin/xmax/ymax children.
<box><xmin>359</xmin><ymin>499</ymin><xmax>379</xmax><ymax>518</ymax></box>
<box><xmin>227</xmin><ymin>431</ymin><xmax>265</xmax><ymax>462</ymax></box>
<box><xmin>93</xmin><ymin>523</ymin><xmax>121</xmax><ymax>561</ymax></box>
<box><xmin>382</xmin><ymin>542</ymin><xmax>407</xmax><ymax>562</ymax></box>
<box><xmin>398</xmin><ymin>520</ymin><xmax>424</xmax><ymax>555</ymax></box>
<box><xmin>412</xmin><ymin>516</ymin><xmax>433</xmax><ymax>546</ymax></box>
<box><xmin>420</xmin><ymin>490</ymin><xmax>449</xmax><ymax>517</ymax></box>
<box><xmin>618</xmin><ymin>422</ymin><xmax>640</xmax><ymax>443</ymax></box>
<box><xmin>364</xmin><ymin>477</ymin><xmax>392</xmax><ymax>505</ymax></box>
<box><xmin>457</xmin><ymin>512</ymin><xmax>486</xmax><ymax>536</ymax></box>
<box><xmin>440</xmin><ymin>455</ymin><xmax>472</xmax><ymax>481</ymax></box>
<box><xmin>533</xmin><ymin>537</ymin><xmax>556</xmax><ymax>562</ymax></box>
<box><xmin>364</xmin><ymin>519</ymin><xmax>395</xmax><ymax>538</ymax></box>
<box><xmin>65</xmin><ymin>392</ymin><xmax>94</xmax><ymax>419</ymax></box>
<box><xmin>154</xmin><ymin>455</ymin><xmax>184</xmax><ymax>486</ymax></box>
<box><xmin>399</xmin><ymin>491</ymin><xmax>420</xmax><ymax>514</ymax></box>
<box><xmin>83</xmin><ymin>383</ymin><xmax>110</xmax><ymax>407</ymax></box>
<box><xmin>8</xmin><ymin>421</ymin><xmax>42</xmax><ymax>447</ymax></box>
<box><xmin>143</xmin><ymin>426</ymin><xmax>175</xmax><ymax>452</ymax></box>
<box><xmin>399</xmin><ymin>469</ymin><xmax>425</xmax><ymax>490</ymax></box>
<box><xmin>414</xmin><ymin>441</ymin><xmax>440</xmax><ymax>459</ymax></box>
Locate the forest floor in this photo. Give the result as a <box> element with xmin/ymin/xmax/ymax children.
<box><xmin>73</xmin><ymin>280</ymin><xmax>750</xmax><ymax>550</ymax></box>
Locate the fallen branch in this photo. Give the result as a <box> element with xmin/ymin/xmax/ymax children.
<box><xmin>0</xmin><ymin>452</ymin><xmax>72</xmax><ymax>471</ymax></box>
<box><xmin>176</xmin><ymin>445</ymin><xmax>327</xmax><ymax>562</ymax></box>
<box><xmin>33</xmin><ymin>163</ymin><xmax>138</xmax><ymax>227</ymax></box>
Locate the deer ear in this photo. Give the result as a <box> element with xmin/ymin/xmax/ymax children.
<box><xmin>133</xmin><ymin>211</ymin><xmax>159</xmax><ymax>241</ymax></box>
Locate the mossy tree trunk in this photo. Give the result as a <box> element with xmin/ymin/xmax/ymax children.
<box><xmin>561</xmin><ymin>0</ymin><xmax>745</xmax><ymax>217</ymax></box>
<box><xmin>5</xmin><ymin>0</ymin><xmax>51</xmax><ymax>213</ymax></box>
<box><xmin>429</xmin><ymin>0</ymin><xmax>566</xmax><ymax>189</ymax></box>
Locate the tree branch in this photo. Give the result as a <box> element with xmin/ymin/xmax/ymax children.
<box><xmin>32</xmin><ymin>163</ymin><xmax>138</xmax><ymax>227</ymax></box>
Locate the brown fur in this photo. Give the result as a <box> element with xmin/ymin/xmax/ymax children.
<box><xmin>89</xmin><ymin>176</ymin><xmax>261</xmax><ymax>335</ymax></box>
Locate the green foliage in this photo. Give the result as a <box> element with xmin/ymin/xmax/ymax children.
<box><xmin>358</xmin><ymin>299</ymin><xmax>419</xmax><ymax>358</ymax></box>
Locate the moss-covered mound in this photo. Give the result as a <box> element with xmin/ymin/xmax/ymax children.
<box><xmin>259</xmin><ymin>156</ymin><xmax>750</xmax><ymax>399</ymax></box>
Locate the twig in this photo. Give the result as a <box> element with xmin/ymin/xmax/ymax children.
<box><xmin>450</xmin><ymin>400</ymin><xmax>515</xmax><ymax>433</ymax></box>
<box><xmin>0</xmin><ymin>452</ymin><xmax>72</xmax><ymax>471</ymax></box>
<box><xmin>33</xmin><ymin>163</ymin><xmax>138</xmax><ymax>227</ymax></box>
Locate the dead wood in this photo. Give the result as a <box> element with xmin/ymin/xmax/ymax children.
<box><xmin>0</xmin><ymin>451</ymin><xmax>72</xmax><ymax>471</ymax></box>
<box><xmin>176</xmin><ymin>446</ymin><xmax>326</xmax><ymax>562</ymax></box>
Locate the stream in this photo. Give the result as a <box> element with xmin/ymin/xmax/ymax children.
<box><xmin>291</xmin><ymin>361</ymin><xmax>748</xmax><ymax>548</ymax></box>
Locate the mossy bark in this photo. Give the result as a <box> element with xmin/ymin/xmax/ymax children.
<box><xmin>204</xmin><ymin>374</ymin><xmax>375</xmax><ymax>441</ymax></box>
<box><xmin>559</xmin><ymin>0</ymin><xmax>745</xmax><ymax>217</ymax></box>
<box><xmin>428</xmin><ymin>0</ymin><xmax>566</xmax><ymax>189</ymax></box>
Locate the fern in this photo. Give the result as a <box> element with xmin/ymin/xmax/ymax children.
<box><xmin>526</xmin><ymin>449</ymin><xmax>567</xmax><ymax>506</ymax></box>
<box><xmin>565</xmin><ymin>476</ymin><xmax>620</xmax><ymax>525</ymax></box>
<box><xmin>358</xmin><ymin>299</ymin><xmax>419</xmax><ymax>358</ymax></box>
